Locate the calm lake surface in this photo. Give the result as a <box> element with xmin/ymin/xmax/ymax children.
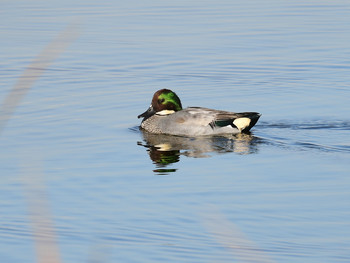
<box><xmin>1</xmin><ymin>1</ymin><xmax>350</xmax><ymax>262</ymax></box>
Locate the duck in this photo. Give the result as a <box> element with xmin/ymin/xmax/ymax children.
<box><xmin>138</xmin><ymin>89</ymin><xmax>261</xmax><ymax>136</ymax></box>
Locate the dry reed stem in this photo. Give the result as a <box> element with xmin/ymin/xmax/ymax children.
<box><xmin>1</xmin><ymin>22</ymin><xmax>80</xmax><ymax>263</ymax></box>
<box><xmin>202</xmin><ymin>206</ymin><xmax>275</xmax><ymax>263</ymax></box>
<box><xmin>22</xmin><ymin>154</ymin><xmax>62</xmax><ymax>263</ymax></box>
<box><xmin>0</xmin><ymin>22</ymin><xmax>80</xmax><ymax>134</ymax></box>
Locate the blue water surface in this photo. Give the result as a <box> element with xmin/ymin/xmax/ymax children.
<box><xmin>1</xmin><ymin>1</ymin><xmax>350</xmax><ymax>262</ymax></box>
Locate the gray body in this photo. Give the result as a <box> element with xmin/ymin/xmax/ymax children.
<box><xmin>140</xmin><ymin>107</ymin><xmax>260</xmax><ymax>136</ymax></box>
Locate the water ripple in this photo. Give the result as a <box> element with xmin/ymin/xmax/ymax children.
<box><xmin>256</xmin><ymin>120</ymin><xmax>350</xmax><ymax>153</ymax></box>
<box><xmin>257</xmin><ymin>120</ymin><xmax>350</xmax><ymax>131</ymax></box>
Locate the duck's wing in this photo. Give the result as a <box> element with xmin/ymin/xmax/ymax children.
<box><xmin>183</xmin><ymin>107</ymin><xmax>261</xmax><ymax>132</ymax></box>
<box><xmin>169</xmin><ymin>107</ymin><xmax>217</xmax><ymax>127</ymax></box>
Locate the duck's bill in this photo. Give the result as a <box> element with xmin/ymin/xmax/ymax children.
<box><xmin>138</xmin><ymin>105</ymin><xmax>156</xmax><ymax>119</ymax></box>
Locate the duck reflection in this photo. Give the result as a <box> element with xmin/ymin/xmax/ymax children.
<box><xmin>138</xmin><ymin>129</ymin><xmax>261</xmax><ymax>175</ymax></box>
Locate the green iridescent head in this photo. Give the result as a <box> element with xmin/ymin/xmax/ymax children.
<box><xmin>153</xmin><ymin>89</ymin><xmax>182</xmax><ymax>112</ymax></box>
<box><xmin>138</xmin><ymin>89</ymin><xmax>183</xmax><ymax>119</ymax></box>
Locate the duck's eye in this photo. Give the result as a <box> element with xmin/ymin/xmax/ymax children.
<box><xmin>158</xmin><ymin>98</ymin><xmax>165</xmax><ymax>104</ymax></box>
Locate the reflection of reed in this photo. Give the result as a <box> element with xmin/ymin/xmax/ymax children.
<box><xmin>0</xmin><ymin>23</ymin><xmax>79</xmax><ymax>263</ymax></box>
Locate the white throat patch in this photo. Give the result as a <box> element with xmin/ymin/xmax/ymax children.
<box><xmin>156</xmin><ymin>110</ymin><xmax>175</xmax><ymax>116</ymax></box>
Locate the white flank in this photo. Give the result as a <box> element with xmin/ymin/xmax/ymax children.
<box><xmin>156</xmin><ymin>110</ymin><xmax>175</xmax><ymax>116</ymax></box>
<box><xmin>233</xmin><ymin>117</ymin><xmax>251</xmax><ymax>131</ymax></box>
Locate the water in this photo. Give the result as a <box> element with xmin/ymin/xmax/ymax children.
<box><xmin>1</xmin><ymin>1</ymin><xmax>350</xmax><ymax>262</ymax></box>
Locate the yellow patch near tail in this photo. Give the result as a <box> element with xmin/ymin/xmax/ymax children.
<box><xmin>233</xmin><ymin>118</ymin><xmax>251</xmax><ymax>131</ymax></box>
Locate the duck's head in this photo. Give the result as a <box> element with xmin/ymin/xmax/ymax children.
<box><xmin>138</xmin><ymin>89</ymin><xmax>183</xmax><ymax>120</ymax></box>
